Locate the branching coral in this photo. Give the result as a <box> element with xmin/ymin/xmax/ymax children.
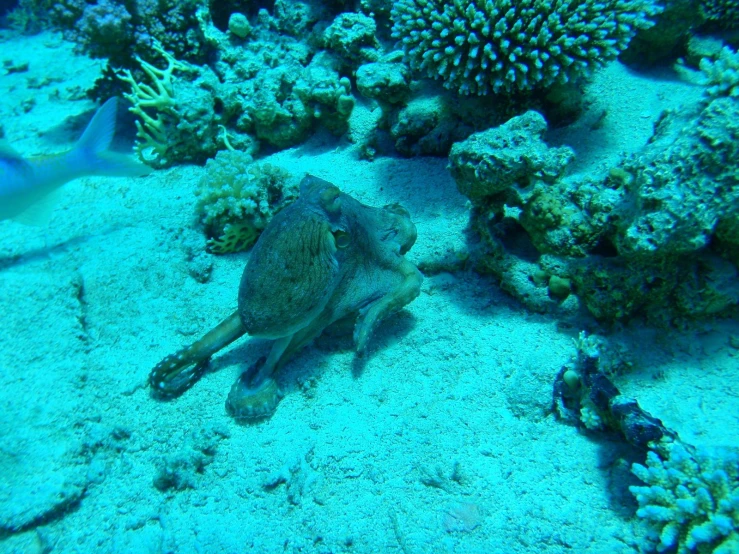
<box><xmin>117</xmin><ymin>41</ymin><xmax>194</xmax><ymax>167</ymax></box>
<box><xmin>390</xmin><ymin>0</ymin><xmax>662</xmax><ymax>94</ymax></box>
<box><xmin>630</xmin><ymin>443</ymin><xmax>739</xmax><ymax>553</ymax></box>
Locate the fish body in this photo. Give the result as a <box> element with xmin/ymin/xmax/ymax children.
<box><xmin>0</xmin><ymin>98</ymin><xmax>150</xmax><ymax>225</ymax></box>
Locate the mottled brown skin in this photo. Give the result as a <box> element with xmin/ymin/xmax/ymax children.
<box><xmin>149</xmin><ymin>175</ymin><xmax>423</xmax><ymax>420</ymax></box>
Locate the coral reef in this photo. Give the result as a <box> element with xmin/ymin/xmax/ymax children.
<box><xmin>117</xmin><ymin>41</ymin><xmax>193</xmax><ymax>166</ymax></box>
<box><xmin>390</xmin><ymin>0</ymin><xmax>662</xmax><ymax>95</ymax></box>
<box><xmin>240</xmin><ymin>53</ymin><xmax>355</xmax><ymax>149</ymax></box>
<box><xmin>49</xmin><ymin>0</ymin><xmax>209</xmax><ymax>65</ymax></box>
<box><xmin>451</xmin><ymin>59</ymin><xmax>739</xmax><ymax>323</ymax></box>
<box><xmin>620</xmin><ymin>0</ymin><xmax>703</xmax><ymax>66</ymax></box>
<box><xmin>355</xmin><ymin>62</ymin><xmax>411</xmax><ymax>104</ymax></box>
<box><xmin>553</xmin><ymin>331</ymin><xmax>677</xmax><ymax>452</ymax></box>
<box><xmin>5</xmin><ymin>0</ymin><xmax>56</xmax><ymax>33</ymax></box>
<box><xmin>553</xmin><ymin>336</ymin><xmax>739</xmax><ymax>552</ymax></box>
<box><xmin>449</xmin><ymin>110</ymin><xmax>574</xmax><ymax>200</ymax></box>
<box><xmin>194</xmin><ymin>150</ymin><xmax>297</xmax><ymax>254</ymax></box>
<box><xmin>630</xmin><ymin>443</ymin><xmax>739</xmax><ymax>554</ymax></box>
<box><xmin>386</xmin><ymin>83</ymin><xmax>502</xmax><ymax>157</ymax></box>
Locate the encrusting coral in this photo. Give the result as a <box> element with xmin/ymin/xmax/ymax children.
<box><xmin>630</xmin><ymin>443</ymin><xmax>739</xmax><ymax>554</ymax></box>
<box><xmin>390</xmin><ymin>0</ymin><xmax>662</xmax><ymax>94</ymax></box>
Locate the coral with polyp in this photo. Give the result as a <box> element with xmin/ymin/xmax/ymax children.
<box><xmin>630</xmin><ymin>443</ymin><xmax>739</xmax><ymax>553</ymax></box>
<box><xmin>390</xmin><ymin>0</ymin><xmax>661</xmax><ymax>94</ymax></box>
<box><xmin>194</xmin><ymin>151</ymin><xmax>297</xmax><ymax>254</ymax></box>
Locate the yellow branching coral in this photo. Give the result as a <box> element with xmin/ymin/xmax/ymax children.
<box><xmin>117</xmin><ymin>41</ymin><xmax>194</xmax><ymax>166</ymax></box>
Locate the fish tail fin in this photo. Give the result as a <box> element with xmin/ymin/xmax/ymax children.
<box><xmin>71</xmin><ymin>97</ymin><xmax>152</xmax><ymax>178</ymax></box>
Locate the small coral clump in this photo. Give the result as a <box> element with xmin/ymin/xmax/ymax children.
<box><xmin>699</xmin><ymin>46</ymin><xmax>739</xmax><ymax>99</ymax></box>
<box><xmin>195</xmin><ymin>151</ymin><xmax>297</xmax><ymax>254</ymax></box>
<box><xmin>391</xmin><ymin>0</ymin><xmax>661</xmax><ymax>94</ymax></box>
<box><xmin>630</xmin><ymin>443</ymin><xmax>739</xmax><ymax>553</ymax></box>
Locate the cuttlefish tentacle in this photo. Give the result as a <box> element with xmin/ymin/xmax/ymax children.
<box><xmin>149</xmin><ymin>311</ymin><xmax>245</xmax><ymax>397</ymax></box>
<box><xmin>354</xmin><ymin>260</ymin><xmax>423</xmax><ymax>354</ymax></box>
<box><xmin>227</xmin><ymin>276</ymin><xmax>343</xmax><ymax>420</ymax></box>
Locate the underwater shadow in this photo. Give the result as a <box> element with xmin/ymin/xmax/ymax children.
<box><xmin>371</xmin><ymin>154</ymin><xmax>462</xmax><ymax>219</ymax></box>
<box><xmin>196</xmin><ymin>309</ymin><xmax>419</xmax><ymax>403</ymax></box>
<box><xmin>0</xmin><ymin>233</ymin><xmax>91</xmax><ymax>271</ymax></box>
<box><xmin>0</xmin><ymin>223</ymin><xmax>137</xmax><ymax>271</ymax></box>
<box><xmin>278</xmin><ymin>128</ymin><xmax>347</xmax><ymax>160</ymax></box>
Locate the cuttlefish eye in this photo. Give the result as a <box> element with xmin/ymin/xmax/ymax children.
<box><xmin>332</xmin><ymin>229</ymin><xmax>350</xmax><ymax>248</ymax></box>
<box><xmin>319</xmin><ymin>185</ymin><xmax>341</xmax><ymax>214</ymax></box>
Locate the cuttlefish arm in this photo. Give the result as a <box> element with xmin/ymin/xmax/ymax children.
<box><xmin>149</xmin><ymin>311</ymin><xmax>246</xmax><ymax>397</ymax></box>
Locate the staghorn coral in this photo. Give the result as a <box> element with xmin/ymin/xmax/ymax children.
<box><xmin>194</xmin><ymin>151</ymin><xmax>297</xmax><ymax>254</ymax></box>
<box><xmin>390</xmin><ymin>0</ymin><xmax>662</xmax><ymax>95</ymax></box>
<box><xmin>119</xmin><ymin>40</ymin><xmax>234</xmax><ymax>167</ymax></box>
<box><xmin>630</xmin><ymin>443</ymin><xmax>739</xmax><ymax>554</ymax></box>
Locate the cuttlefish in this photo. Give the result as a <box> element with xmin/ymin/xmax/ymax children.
<box><xmin>149</xmin><ymin>175</ymin><xmax>423</xmax><ymax>420</ymax></box>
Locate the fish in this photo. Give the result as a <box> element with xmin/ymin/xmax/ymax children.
<box><xmin>0</xmin><ymin>97</ymin><xmax>151</xmax><ymax>225</ymax></box>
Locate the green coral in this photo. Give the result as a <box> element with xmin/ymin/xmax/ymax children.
<box><xmin>630</xmin><ymin>443</ymin><xmax>739</xmax><ymax>554</ymax></box>
<box><xmin>194</xmin><ymin>151</ymin><xmax>297</xmax><ymax>254</ymax></box>
<box><xmin>390</xmin><ymin>0</ymin><xmax>661</xmax><ymax>95</ymax></box>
